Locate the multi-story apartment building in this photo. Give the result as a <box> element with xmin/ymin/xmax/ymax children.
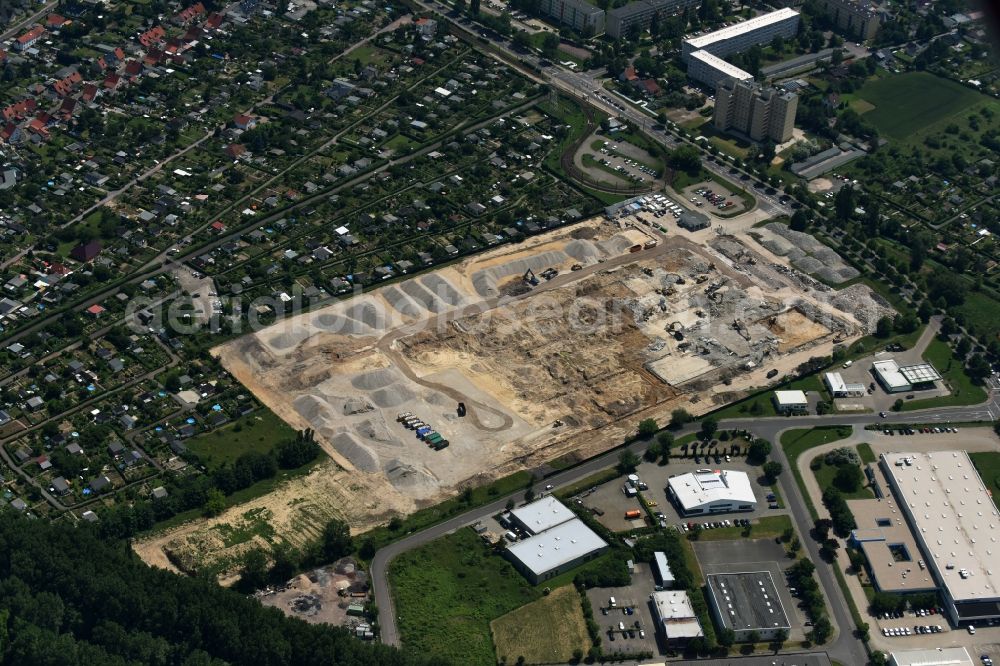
<box><xmin>605</xmin><ymin>0</ymin><xmax>700</xmax><ymax>39</ymax></box>
<box><xmin>714</xmin><ymin>78</ymin><xmax>798</xmax><ymax>143</ymax></box>
<box><xmin>682</xmin><ymin>8</ymin><xmax>800</xmax><ymax>60</ymax></box>
<box><xmin>538</xmin><ymin>0</ymin><xmax>606</xmax><ymax>36</ymax></box>
<box><xmin>816</xmin><ymin>0</ymin><xmax>882</xmax><ymax>40</ymax></box>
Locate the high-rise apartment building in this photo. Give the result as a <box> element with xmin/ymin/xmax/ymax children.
<box><xmin>816</xmin><ymin>0</ymin><xmax>882</xmax><ymax>40</ymax></box>
<box><xmin>714</xmin><ymin>79</ymin><xmax>798</xmax><ymax>143</ymax></box>
<box><xmin>538</xmin><ymin>0</ymin><xmax>606</xmax><ymax>36</ymax></box>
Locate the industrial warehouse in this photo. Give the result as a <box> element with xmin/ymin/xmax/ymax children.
<box><xmin>651</xmin><ymin>590</ymin><xmax>704</xmax><ymax>646</ymax></box>
<box><xmin>667</xmin><ymin>469</ymin><xmax>757</xmax><ymax>515</ymax></box>
<box><xmin>503</xmin><ymin>497</ymin><xmax>608</xmax><ymax>584</ymax></box>
<box><xmin>706</xmin><ymin>572</ymin><xmax>791</xmax><ymax>641</ymax></box>
<box><xmin>871</xmin><ymin>357</ymin><xmax>942</xmax><ymax>393</ymax></box>
<box><xmin>878</xmin><ymin>451</ymin><xmax>1000</xmax><ymax>626</ymax></box>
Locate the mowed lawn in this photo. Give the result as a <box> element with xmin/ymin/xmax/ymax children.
<box><xmin>857</xmin><ymin>72</ymin><xmax>984</xmax><ymax>140</ymax></box>
<box><xmin>491</xmin><ymin>585</ymin><xmax>589</xmax><ymax>664</ymax></box>
<box><xmin>390</xmin><ymin>529</ymin><xmax>540</xmax><ymax>666</ymax></box>
<box><xmin>970</xmin><ymin>452</ymin><xmax>1000</xmax><ymax>512</ymax></box>
<box><xmin>185</xmin><ymin>408</ymin><xmax>297</xmax><ymax>469</ymax></box>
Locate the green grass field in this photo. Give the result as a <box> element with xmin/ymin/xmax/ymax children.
<box><xmin>857</xmin><ymin>442</ymin><xmax>876</xmax><ymax>464</ymax></box>
<box><xmin>900</xmin><ymin>338</ymin><xmax>986</xmax><ymax>411</ymax></box>
<box><xmin>780</xmin><ymin>426</ymin><xmax>853</xmax><ymax>519</ymax></box>
<box><xmin>969</xmin><ymin>452</ymin><xmax>1000</xmax><ymax>512</ymax></box>
<box><xmin>390</xmin><ymin>529</ymin><xmax>539</xmax><ymax>666</ymax></box>
<box><xmin>813</xmin><ymin>460</ymin><xmax>874</xmax><ymax>500</ymax></box>
<box><xmin>857</xmin><ymin>72</ymin><xmax>985</xmax><ymax>141</ymax></box>
<box><xmin>491</xmin><ymin>585</ymin><xmax>589</xmax><ymax>664</ymax></box>
<box><xmin>185</xmin><ymin>409</ymin><xmax>297</xmax><ymax>470</ymax></box>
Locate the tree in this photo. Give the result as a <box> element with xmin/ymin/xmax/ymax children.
<box><xmin>717</xmin><ymin>627</ymin><xmax>735</xmax><ymax>647</ymax></box>
<box><xmin>834</xmin><ymin>185</ymin><xmax>855</xmax><ymax>220</ymax></box>
<box><xmin>203</xmin><ymin>488</ymin><xmax>226</xmax><ymax>517</ymax></box>
<box><xmin>762</xmin><ymin>461</ymin><xmax>783</xmax><ymax>482</ymax></box>
<box><xmin>540</xmin><ymin>32</ymin><xmax>560</xmax><ymax>57</ymax></box>
<box><xmin>669</xmin><ymin>408</ymin><xmax>692</xmax><ymax>429</ymax></box>
<box><xmin>699</xmin><ymin>416</ymin><xmax>718</xmax><ymax>441</ymax></box>
<box><xmin>637</xmin><ymin>418</ymin><xmax>659</xmax><ymax>438</ymax></box>
<box><xmin>617</xmin><ymin>450</ymin><xmax>640</xmax><ymax>475</ymax></box>
<box><xmin>644</xmin><ymin>440</ymin><xmax>663</xmax><ymax>462</ymax></box>
<box><xmin>321</xmin><ymin>518</ymin><xmax>353</xmax><ymax>561</ymax></box>
<box><xmin>668</xmin><ymin>145</ymin><xmax>701</xmax><ymax>176</ymax></box>
<box><xmin>745</xmin><ymin>629</ymin><xmax>760</xmax><ymax>645</ymax></box>
<box><xmin>789</xmin><ymin>209</ymin><xmax>809</xmax><ymax>231</ymax></box>
<box><xmin>747</xmin><ymin>439</ymin><xmax>772</xmax><ymax>464</ymax></box>
<box><xmin>239</xmin><ymin>548</ymin><xmax>269</xmax><ymax>591</ymax></box>
<box><xmin>875</xmin><ymin>315</ymin><xmax>894</xmax><ymax>338</ymax></box>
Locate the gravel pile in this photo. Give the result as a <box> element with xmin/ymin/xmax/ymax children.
<box><xmin>764</xmin><ymin>223</ymin><xmax>859</xmax><ymax>284</ymax></box>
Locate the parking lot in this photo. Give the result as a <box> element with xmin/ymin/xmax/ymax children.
<box><xmin>693</xmin><ymin>539</ymin><xmax>809</xmax><ymax>641</ymax></box>
<box><xmin>681</xmin><ymin>181</ymin><xmax>748</xmax><ymax>216</ymax></box>
<box><xmin>585</xmin><ymin>563</ymin><xmax>661</xmax><ymax>656</ymax></box>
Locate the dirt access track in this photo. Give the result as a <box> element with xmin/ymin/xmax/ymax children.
<box><xmin>203</xmin><ymin>217</ymin><xmax>876</xmax><ymax>538</ymax></box>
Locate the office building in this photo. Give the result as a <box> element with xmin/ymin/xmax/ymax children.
<box><xmin>889</xmin><ymin>648</ymin><xmax>974</xmax><ymax>666</ymax></box>
<box><xmin>707</xmin><ymin>572</ymin><xmax>791</xmax><ymax>641</ymax></box>
<box><xmin>772</xmin><ymin>389</ymin><xmax>808</xmax><ymax>414</ymax></box>
<box><xmin>504</xmin><ymin>517</ymin><xmax>608</xmax><ymax>584</ymax></box>
<box><xmin>824</xmin><ymin>371</ymin><xmax>865</xmax><ymax>398</ymax></box>
<box><xmin>871</xmin><ymin>357</ymin><xmax>941</xmax><ymax>393</ymax></box>
<box><xmin>686</xmin><ymin>49</ymin><xmax>754</xmax><ymax>87</ymax></box>
<box><xmin>667</xmin><ymin>469</ymin><xmax>756</xmax><ymax>515</ymax></box>
<box><xmin>881</xmin><ymin>451</ymin><xmax>1000</xmax><ymax>626</ymax></box>
<box><xmin>651</xmin><ymin>590</ymin><xmax>703</xmax><ymax>645</ymax></box>
<box><xmin>816</xmin><ymin>0</ymin><xmax>882</xmax><ymax>41</ymax></box>
<box><xmin>539</xmin><ymin>0</ymin><xmax>606</xmax><ymax>36</ymax></box>
<box><xmin>714</xmin><ymin>79</ymin><xmax>798</xmax><ymax>143</ymax></box>
<box><xmin>653</xmin><ymin>551</ymin><xmax>676</xmax><ymax>588</ymax></box>
<box><xmin>682</xmin><ymin>8</ymin><xmax>800</xmax><ymax>61</ymax></box>
<box><xmin>605</xmin><ymin>0</ymin><xmax>700</xmax><ymax>39</ymax></box>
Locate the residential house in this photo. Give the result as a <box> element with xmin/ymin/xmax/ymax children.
<box><xmin>14</xmin><ymin>26</ymin><xmax>45</xmax><ymax>52</ymax></box>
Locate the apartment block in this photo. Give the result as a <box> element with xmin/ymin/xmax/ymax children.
<box><xmin>605</xmin><ymin>0</ymin><xmax>700</xmax><ymax>39</ymax></box>
<box><xmin>714</xmin><ymin>78</ymin><xmax>798</xmax><ymax>143</ymax></box>
<box><xmin>687</xmin><ymin>49</ymin><xmax>754</xmax><ymax>87</ymax></box>
<box><xmin>816</xmin><ymin>0</ymin><xmax>882</xmax><ymax>40</ymax></box>
<box><xmin>682</xmin><ymin>8</ymin><xmax>800</xmax><ymax>61</ymax></box>
<box><xmin>539</xmin><ymin>0</ymin><xmax>606</xmax><ymax>36</ymax></box>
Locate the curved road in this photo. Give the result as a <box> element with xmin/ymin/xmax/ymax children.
<box><xmin>371</xmin><ymin>395</ymin><xmax>998</xmax><ymax>664</ymax></box>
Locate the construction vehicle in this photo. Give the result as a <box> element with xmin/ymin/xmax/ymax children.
<box><xmin>571</xmin><ymin>264</ymin><xmax>582</xmax><ymax>271</ymax></box>
<box><xmin>643</xmin><ymin>239</ymin><xmax>658</xmax><ymax>249</ymax></box>
<box><xmin>523</xmin><ymin>269</ymin><xmax>539</xmax><ymax>286</ymax></box>
<box><xmin>540</xmin><ymin>267</ymin><xmax>558</xmax><ymax>280</ymax></box>
<box><xmin>457</xmin><ymin>402</ymin><xmax>466</xmax><ymax>417</ymax></box>
<box><xmin>396</xmin><ymin>412</ymin><xmax>412</xmax><ymax>422</ymax></box>
<box><xmin>416</xmin><ymin>426</ymin><xmax>433</xmax><ymax>438</ymax></box>
<box><xmin>624</xmin><ymin>509</ymin><xmax>642</xmax><ymax>519</ymax></box>
<box><xmin>433</xmin><ymin>439</ymin><xmax>450</xmax><ymax>450</ymax></box>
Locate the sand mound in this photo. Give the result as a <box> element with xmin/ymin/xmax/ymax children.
<box><xmin>293</xmin><ymin>394</ymin><xmax>336</xmax><ymax>425</ymax></box>
<box><xmin>470</xmin><ymin>249</ymin><xmax>569</xmax><ymax>297</ymax></box>
<box><xmin>371</xmin><ymin>384</ymin><xmax>416</xmax><ymax>407</ymax></box>
<box><xmin>382</xmin><ymin>287</ymin><xmax>422</xmax><ymax>317</ymax></box>
<box><xmin>343</xmin><ymin>397</ymin><xmax>374</xmax><ymax>415</ymax></box>
<box><xmin>330</xmin><ymin>433</ymin><xmax>379</xmax><ymax>473</ymax></box>
<box><xmin>599</xmin><ymin>233</ymin><xmax>637</xmax><ymax>255</ymax></box>
<box><xmin>267</xmin><ymin>329</ymin><xmax>312</xmax><ymax>351</ymax></box>
<box><xmin>564</xmin><ymin>239</ymin><xmax>602</xmax><ymax>263</ymax></box>
<box><xmin>399</xmin><ymin>280</ymin><xmax>446</xmax><ymax>313</ymax></box>
<box><xmin>345</xmin><ymin>302</ymin><xmax>384</xmax><ymax>330</ymax></box>
<box><xmin>351</xmin><ymin>368</ymin><xmax>399</xmax><ymax>391</ymax></box>
<box><xmin>355</xmin><ymin>418</ymin><xmax>398</xmax><ymax>443</ymax></box>
<box><xmin>384</xmin><ymin>459</ymin><xmax>437</xmax><ymax>490</ymax></box>
<box><xmin>421</xmin><ymin>274</ymin><xmax>464</xmax><ymax>306</ymax></box>
<box><xmin>313</xmin><ymin>313</ymin><xmax>368</xmax><ymax>335</ymax></box>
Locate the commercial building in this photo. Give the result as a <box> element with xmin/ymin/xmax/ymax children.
<box><xmin>677</xmin><ymin>209</ymin><xmax>710</xmax><ymax>231</ymax></box>
<box><xmin>682</xmin><ymin>9</ymin><xmax>800</xmax><ymax>61</ymax></box>
<box><xmin>605</xmin><ymin>0</ymin><xmax>699</xmax><ymax>39</ymax></box>
<box><xmin>872</xmin><ymin>357</ymin><xmax>941</xmax><ymax>393</ymax></box>
<box><xmin>889</xmin><ymin>647</ymin><xmax>974</xmax><ymax>666</ymax></box>
<box><xmin>508</xmin><ymin>495</ymin><xmax>576</xmax><ymax>535</ymax></box>
<box><xmin>880</xmin><ymin>451</ymin><xmax>1000</xmax><ymax>626</ymax></box>
<box><xmin>538</xmin><ymin>0</ymin><xmax>606</xmax><ymax>36</ymax></box>
<box><xmin>653</xmin><ymin>551</ymin><xmax>676</xmax><ymax>588</ymax></box>
<box><xmin>667</xmin><ymin>469</ymin><xmax>756</xmax><ymax>515</ymax></box>
<box><xmin>772</xmin><ymin>389</ymin><xmax>808</xmax><ymax>414</ymax></box>
<box><xmin>713</xmin><ymin>79</ymin><xmax>798</xmax><ymax>143</ymax></box>
<box><xmin>848</xmin><ymin>497</ymin><xmax>938</xmax><ymax>595</ymax></box>
<box><xmin>651</xmin><ymin>590</ymin><xmax>703</xmax><ymax>645</ymax></box>
<box><xmin>816</xmin><ymin>0</ymin><xmax>882</xmax><ymax>41</ymax></box>
<box><xmin>707</xmin><ymin>572</ymin><xmax>791</xmax><ymax>641</ymax></box>
<box><xmin>686</xmin><ymin>49</ymin><xmax>754</xmax><ymax>88</ymax></box>
<box><xmin>824</xmin><ymin>371</ymin><xmax>865</xmax><ymax>398</ymax></box>
<box><xmin>505</xmin><ymin>516</ymin><xmax>608</xmax><ymax>583</ymax></box>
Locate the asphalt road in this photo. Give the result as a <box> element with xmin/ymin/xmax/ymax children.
<box><xmin>371</xmin><ymin>393</ymin><xmax>998</xmax><ymax>660</ymax></box>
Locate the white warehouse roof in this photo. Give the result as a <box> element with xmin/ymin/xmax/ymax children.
<box><xmin>689</xmin><ymin>49</ymin><xmax>754</xmax><ymax>80</ymax></box>
<box><xmin>882</xmin><ymin>451</ymin><xmax>1000</xmax><ymax>604</ymax></box>
<box><xmin>668</xmin><ymin>469</ymin><xmax>756</xmax><ymax>511</ymax></box>
<box><xmin>684</xmin><ymin>8</ymin><xmax>799</xmax><ymax>50</ymax></box>
<box><xmin>509</xmin><ymin>495</ymin><xmax>576</xmax><ymax>534</ymax></box>
<box><xmin>652</xmin><ymin>590</ymin><xmax>703</xmax><ymax>639</ymax></box>
<box><xmin>505</xmin><ymin>518</ymin><xmax>607</xmax><ymax>577</ymax></box>
<box><xmin>774</xmin><ymin>390</ymin><xmax>808</xmax><ymax>405</ymax></box>
<box><xmin>889</xmin><ymin>647</ymin><xmax>973</xmax><ymax>666</ymax></box>
<box><xmin>873</xmin><ymin>358</ymin><xmax>910</xmax><ymax>390</ymax></box>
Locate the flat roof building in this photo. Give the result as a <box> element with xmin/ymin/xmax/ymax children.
<box><xmin>667</xmin><ymin>469</ymin><xmax>756</xmax><ymax>515</ymax></box>
<box><xmin>825</xmin><ymin>371</ymin><xmax>866</xmax><ymax>398</ymax></box>
<box><xmin>687</xmin><ymin>49</ymin><xmax>754</xmax><ymax>87</ymax></box>
<box><xmin>773</xmin><ymin>389</ymin><xmax>808</xmax><ymax>414</ymax></box>
<box><xmin>889</xmin><ymin>647</ymin><xmax>974</xmax><ymax>666</ymax></box>
<box><xmin>848</xmin><ymin>497</ymin><xmax>937</xmax><ymax>595</ymax></box>
<box><xmin>683</xmin><ymin>9</ymin><xmax>800</xmax><ymax>61</ymax></box>
<box><xmin>677</xmin><ymin>209</ymin><xmax>710</xmax><ymax>231</ymax></box>
<box><xmin>706</xmin><ymin>571</ymin><xmax>791</xmax><ymax>641</ymax></box>
<box><xmin>714</xmin><ymin>79</ymin><xmax>798</xmax><ymax>142</ymax></box>
<box><xmin>538</xmin><ymin>0</ymin><xmax>606</xmax><ymax>36</ymax></box>
<box><xmin>651</xmin><ymin>590</ymin><xmax>703</xmax><ymax>645</ymax></box>
<box><xmin>872</xmin><ymin>357</ymin><xmax>942</xmax><ymax>393</ymax></box>
<box><xmin>816</xmin><ymin>0</ymin><xmax>883</xmax><ymax>41</ymax></box>
<box><xmin>654</xmin><ymin>551</ymin><xmax>676</xmax><ymax>588</ymax></box>
<box><xmin>880</xmin><ymin>451</ymin><xmax>1000</xmax><ymax>625</ymax></box>
<box><xmin>505</xmin><ymin>517</ymin><xmax>609</xmax><ymax>584</ymax></box>
<box><xmin>509</xmin><ymin>495</ymin><xmax>577</xmax><ymax>535</ymax></box>
<box><xmin>605</xmin><ymin>0</ymin><xmax>700</xmax><ymax>39</ymax></box>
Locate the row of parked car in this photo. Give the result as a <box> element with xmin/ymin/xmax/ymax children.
<box><xmin>678</xmin><ymin>518</ymin><xmax>751</xmax><ymax>532</ymax></box>
<box><xmin>881</xmin><ymin>624</ymin><xmax>943</xmax><ymax>637</ymax></box>
<box><xmin>880</xmin><ymin>426</ymin><xmax>959</xmax><ymax>436</ymax></box>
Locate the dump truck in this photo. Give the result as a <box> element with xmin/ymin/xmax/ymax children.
<box><xmin>624</xmin><ymin>509</ymin><xmax>642</xmax><ymax>519</ymax></box>
<box><xmin>416</xmin><ymin>426</ymin><xmax>432</xmax><ymax>438</ymax></box>
<box><xmin>426</xmin><ymin>433</ymin><xmax>444</xmax><ymax>445</ymax></box>
<box><xmin>433</xmin><ymin>439</ymin><xmax>450</xmax><ymax>450</ymax></box>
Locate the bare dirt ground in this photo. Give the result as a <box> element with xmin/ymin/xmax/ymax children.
<box><xmin>135</xmin><ymin>217</ymin><xmax>888</xmax><ymax>577</ymax></box>
<box><xmin>257</xmin><ymin>558</ymin><xmax>370</xmax><ymax>627</ymax></box>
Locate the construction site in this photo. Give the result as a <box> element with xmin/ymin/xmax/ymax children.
<box><xmin>212</xmin><ymin>216</ymin><xmax>893</xmax><ymax>533</ymax></box>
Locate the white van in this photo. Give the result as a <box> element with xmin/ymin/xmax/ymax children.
<box><xmin>609</xmin><ymin>596</ymin><xmax>617</xmax><ymax>608</ymax></box>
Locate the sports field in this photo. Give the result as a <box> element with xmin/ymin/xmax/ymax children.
<box><xmin>857</xmin><ymin>72</ymin><xmax>985</xmax><ymax>140</ymax></box>
<box><xmin>491</xmin><ymin>585</ymin><xmax>589</xmax><ymax>664</ymax></box>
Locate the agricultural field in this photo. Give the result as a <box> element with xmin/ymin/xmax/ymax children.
<box><xmin>389</xmin><ymin>529</ymin><xmax>539</xmax><ymax>666</ymax></box>
<box><xmin>490</xmin><ymin>585</ymin><xmax>589</xmax><ymax>665</ymax></box>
